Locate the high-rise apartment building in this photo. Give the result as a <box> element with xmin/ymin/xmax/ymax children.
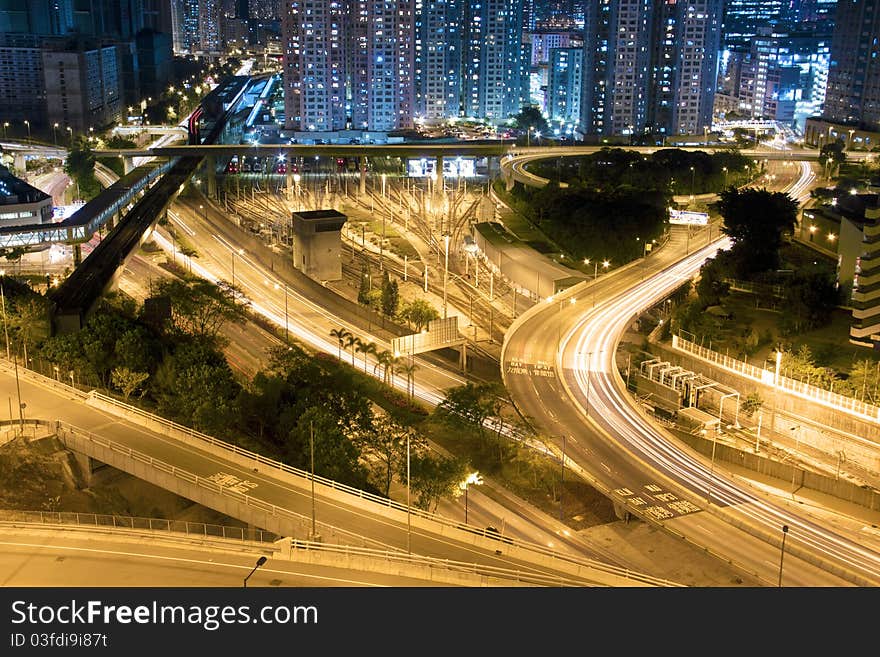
<box><xmin>414</xmin><ymin>0</ymin><xmax>462</xmax><ymax>121</ymax></box>
<box><xmin>461</xmin><ymin>0</ymin><xmax>525</xmax><ymax>120</ymax></box>
<box><xmin>282</xmin><ymin>0</ymin><xmax>346</xmax><ymax>131</ymax></box>
<box><xmin>172</xmin><ymin>0</ymin><xmax>221</xmax><ymax>53</ymax></box>
<box><xmin>282</xmin><ymin>0</ymin><xmax>522</xmax><ymax>132</ymax></box>
<box><xmin>547</xmin><ymin>46</ymin><xmax>581</xmax><ymax>125</ymax></box>
<box><xmin>722</xmin><ymin>0</ymin><xmax>786</xmax><ymax>51</ymax></box>
<box><xmin>824</xmin><ymin>0</ymin><xmax>880</xmax><ymax>132</ymax></box>
<box><xmin>579</xmin><ymin>0</ymin><xmax>721</xmax><ymax>140</ymax></box>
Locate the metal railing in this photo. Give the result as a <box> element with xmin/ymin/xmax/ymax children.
<box><xmin>54</xmin><ymin>413</ymin><xmax>680</xmax><ymax>587</ymax></box>
<box><xmin>0</xmin><ymin>509</ymin><xmax>279</xmax><ymax>543</ymax></box>
<box><xmin>287</xmin><ymin>540</ymin><xmax>601</xmax><ymax>587</ymax></box>
<box><xmin>672</xmin><ymin>334</ymin><xmax>880</xmax><ymax>421</ymax></box>
<box><xmin>53</xmin><ymin>422</ymin><xmax>399</xmax><ymax>552</ymax></box>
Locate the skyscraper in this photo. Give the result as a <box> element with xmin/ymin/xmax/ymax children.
<box><xmin>282</xmin><ymin>0</ymin><xmax>346</xmax><ymax>131</ymax></box>
<box><xmin>824</xmin><ymin>0</ymin><xmax>880</xmax><ymax>131</ymax></box>
<box><xmin>722</xmin><ymin>0</ymin><xmax>786</xmax><ymax>51</ymax></box>
<box><xmin>461</xmin><ymin>0</ymin><xmax>525</xmax><ymax>120</ymax></box>
<box><xmin>579</xmin><ymin>0</ymin><xmax>722</xmax><ymax>140</ymax></box>
<box><xmin>414</xmin><ymin>0</ymin><xmax>462</xmax><ymax>122</ymax></box>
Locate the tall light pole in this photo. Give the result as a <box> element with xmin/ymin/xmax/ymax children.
<box><xmin>66</xmin><ymin>126</ymin><xmax>72</xmax><ymax>146</ymax></box>
<box><xmin>52</xmin><ymin>123</ymin><xmax>58</xmax><ymax>145</ymax></box>
<box><xmin>23</xmin><ymin>120</ymin><xmax>30</xmax><ymax>144</ymax></box>
<box><xmin>310</xmin><ymin>421</ymin><xmax>317</xmax><ymax>540</ymax></box>
<box><xmin>689</xmin><ymin>165</ymin><xmax>695</xmax><ymax>201</ymax></box>
<box><xmin>231</xmin><ymin>247</ymin><xmax>244</xmax><ymax>290</ymax></box>
<box><xmin>243</xmin><ymin>556</ymin><xmax>267</xmax><ymax>587</ymax></box>
<box><xmin>2</xmin><ymin>122</ymin><xmax>7</xmax><ymax>139</ymax></box>
<box><xmin>274</xmin><ymin>282</ymin><xmax>288</xmax><ymax>343</ymax></box>
<box><xmin>706</xmin><ymin>425</ymin><xmax>719</xmax><ymax>505</ymax></box>
<box><xmin>459</xmin><ymin>472</ymin><xmax>482</xmax><ymax>524</ymax></box>
<box><xmin>443</xmin><ymin>233</ymin><xmax>450</xmax><ymax>319</ymax></box>
<box><xmin>406</xmin><ymin>431</ymin><xmax>411</xmax><ymax>554</ymax></box>
<box><xmin>778</xmin><ymin>525</ymin><xmax>789</xmax><ymax>587</ymax></box>
<box><xmin>0</xmin><ymin>271</ymin><xmax>9</xmax><ymax>359</ymax></box>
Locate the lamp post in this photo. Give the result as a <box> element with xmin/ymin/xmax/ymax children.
<box><xmin>66</xmin><ymin>126</ymin><xmax>72</xmax><ymax>146</ymax></box>
<box><xmin>406</xmin><ymin>431</ymin><xmax>411</xmax><ymax>554</ymax></box>
<box><xmin>243</xmin><ymin>556</ymin><xmax>267</xmax><ymax>587</ymax></box>
<box><xmin>459</xmin><ymin>471</ymin><xmax>482</xmax><ymax>524</ymax></box>
<box><xmin>0</xmin><ymin>271</ymin><xmax>9</xmax><ymax>359</ymax></box>
<box><xmin>231</xmin><ymin>247</ymin><xmax>244</xmax><ymax>290</ymax></box>
<box><xmin>689</xmin><ymin>165</ymin><xmax>695</xmax><ymax>201</ymax></box>
<box><xmin>381</xmin><ymin>173</ymin><xmax>387</xmax><ymax>199</ymax></box>
<box><xmin>23</xmin><ymin>120</ymin><xmax>30</xmax><ymax>144</ymax></box>
<box><xmin>706</xmin><ymin>425</ymin><xmax>719</xmax><ymax>505</ymax></box>
<box><xmin>442</xmin><ymin>233</ymin><xmax>450</xmax><ymax>319</ymax></box>
<box><xmin>778</xmin><ymin>525</ymin><xmax>789</xmax><ymax>587</ymax></box>
<box><xmin>2</xmin><ymin>122</ymin><xmax>7</xmax><ymax>139</ymax></box>
<box><xmin>274</xmin><ymin>282</ymin><xmax>288</xmax><ymax>342</ymax></box>
<box><xmin>52</xmin><ymin>123</ymin><xmax>58</xmax><ymax>145</ymax></box>
<box><xmin>722</xmin><ymin>166</ymin><xmax>728</xmax><ymax>188</ymax></box>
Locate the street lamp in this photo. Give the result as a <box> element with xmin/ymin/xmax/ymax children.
<box><xmin>689</xmin><ymin>166</ymin><xmax>695</xmax><ymax>200</ymax></box>
<box><xmin>459</xmin><ymin>471</ymin><xmax>483</xmax><ymax>524</ymax></box>
<box><xmin>274</xmin><ymin>282</ymin><xmax>288</xmax><ymax>343</ymax></box>
<box><xmin>381</xmin><ymin>173</ymin><xmax>387</xmax><ymax>199</ymax></box>
<box><xmin>66</xmin><ymin>126</ymin><xmax>72</xmax><ymax>145</ymax></box>
<box><xmin>23</xmin><ymin>120</ymin><xmax>30</xmax><ymax>143</ymax></box>
<box><xmin>2</xmin><ymin>122</ymin><xmax>7</xmax><ymax>139</ymax></box>
<box><xmin>0</xmin><ymin>270</ymin><xmax>9</xmax><ymax>359</ymax></box>
<box><xmin>442</xmin><ymin>233</ymin><xmax>450</xmax><ymax>319</ymax></box>
<box><xmin>52</xmin><ymin>123</ymin><xmax>58</xmax><ymax>145</ymax></box>
<box><xmin>778</xmin><ymin>525</ymin><xmax>789</xmax><ymax>587</ymax></box>
<box><xmin>722</xmin><ymin>166</ymin><xmax>728</xmax><ymax>188</ymax></box>
<box><xmin>243</xmin><ymin>555</ymin><xmax>267</xmax><ymax>587</ymax></box>
<box><xmin>231</xmin><ymin>247</ymin><xmax>244</xmax><ymax>290</ymax></box>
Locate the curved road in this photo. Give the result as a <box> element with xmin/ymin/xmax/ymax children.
<box><xmin>503</xmin><ymin>161</ymin><xmax>880</xmax><ymax>586</ymax></box>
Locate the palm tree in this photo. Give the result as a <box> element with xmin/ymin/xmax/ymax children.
<box><xmin>373</xmin><ymin>350</ymin><xmax>391</xmax><ymax>380</ymax></box>
<box><xmin>400</xmin><ymin>361</ymin><xmax>419</xmax><ymax>398</ymax></box>
<box><xmin>330</xmin><ymin>327</ymin><xmax>352</xmax><ymax>362</ymax></box>
<box><xmin>356</xmin><ymin>340</ymin><xmax>377</xmax><ymax>372</ymax></box>
<box><xmin>344</xmin><ymin>334</ymin><xmax>359</xmax><ymax>366</ymax></box>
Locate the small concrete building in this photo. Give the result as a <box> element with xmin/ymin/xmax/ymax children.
<box><xmin>291</xmin><ymin>209</ymin><xmax>347</xmax><ymax>282</ymax></box>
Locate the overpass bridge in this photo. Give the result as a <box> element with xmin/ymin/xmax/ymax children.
<box><xmin>0</xmin><ymin>363</ymin><xmax>678</xmax><ymax>587</ymax></box>
<box><xmin>46</xmin><ymin>76</ymin><xmax>254</xmax><ymax>333</ymax></box>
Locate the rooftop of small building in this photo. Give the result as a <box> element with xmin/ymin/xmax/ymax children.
<box><xmin>292</xmin><ymin>209</ymin><xmax>347</xmax><ymax>221</ymax></box>
<box><xmin>0</xmin><ymin>165</ymin><xmax>51</xmax><ymax>205</ymax></box>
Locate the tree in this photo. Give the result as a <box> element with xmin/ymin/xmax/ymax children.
<box><xmin>435</xmin><ymin>382</ymin><xmax>505</xmax><ymax>440</ymax></box>
<box><xmin>717</xmin><ymin>187</ymin><xmax>799</xmax><ymax>275</ymax></box>
<box><xmin>740</xmin><ymin>392</ymin><xmax>763</xmax><ymax>418</ymax></box>
<box><xmin>329</xmin><ymin>327</ymin><xmax>352</xmax><ymax>361</ymax></box>
<box><xmin>63</xmin><ymin>136</ymin><xmax>101</xmax><ymax>200</ymax></box>
<box><xmin>404</xmin><ymin>451</ymin><xmax>469</xmax><ymax>512</ymax></box>
<box><xmin>356</xmin><ymin>339</ymin><xmax>377</xmax><ymax>372</ymax></box>
<box><xmin>344</xmin><ymin>333</ymin><xmax>359</xmax><ymax>367</ymax></box>
<box><xmin>360</xmin><ymin>415</ymin><xmax>425</xmax><ymax>497</ymax></box>
<box><xmin>111</xmin><ymin>367</ymin><xmax>149</xmax><ymax>401</ymax></box>
<box><xmin>287</xmin><ymin>406</ymin><xmax>368</xmax><ymax>488</ymax></box>
<box><xmin>513</xmin><ymin>105</ymin><xmax>549</xmax><ymax>137</ymax></box>
<box><xmin>357</xmin><ymin>264</ymin><xmax>371</xmax><ymax>305</ymax></box>
<box><xmin>398</xmin><ymin>298</ymin><xmax>439</xmax><ymax>331</ymax></box>
<box><xmin>8</xmin><ymin>296</ymin><xmax>50</xmax><ymax>365</ymax></box>
<box><xmin>380</xmin><ymin>271</ymin><xmax>399</xmax><ymax>317</ymax></box>
<box><xmin>156</xmin><ymin>277</ymin><xmax>246</xmax><ymax>342</ymax></box>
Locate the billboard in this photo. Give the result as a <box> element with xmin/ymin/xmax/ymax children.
<box><xmin>391</xmin><ymin>316</ymin><xmax>462</xmax><ymax>356</ymax></box>
<box><xmin>668</xmin><ymin>208</ymin><xmax>709</xmax><ymax>225</ymax></box>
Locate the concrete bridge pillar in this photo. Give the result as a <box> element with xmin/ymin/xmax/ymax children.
<box><xmin>359</xmin><ymin>156</ymin><xmax>368</xmax><ymax>196</ymax></box>
<box><xmin>73</xmin><ymin>244</ymin><xmax>82</xmax><ymax>266</ymax></box>
<box><xmin>13</xmin><ymin>153</ymin><xmax>26</xmax><ymax>178</ymax></box>
<box><xmin>72</xmin><ymin>452</ymin><xmax>93</xmax><ymax>488</ymax></box>
<box><xmin>613</xmin><ymin>502</ymin><xmax>632</xmax><ymax>522</ymax></box>
<box><xmin>206</xmin><ymin>155</ymin><xmax>217</xmax><ymax>199</ymax></box>
<box><xmin>435</xmin><ymin>155</ymin><xmax>444</xmax><ymax>200</ymax></box>
<box><xmin>122</xmin><ymin>156</ymin><xmax>135</xmax><ymax>175</ymax></box>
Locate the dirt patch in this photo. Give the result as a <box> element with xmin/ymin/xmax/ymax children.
<box><xmin>0</xmin><ymin>433</ymin><xmax>247</xmax><ymax>528</ymax></box>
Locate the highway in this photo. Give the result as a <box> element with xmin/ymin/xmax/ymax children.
<box><xmin>0</xmin><ymin>365</ymin><xmax>676</xmax><ymax>587</ymax></box>
<box><xmin>502</xmin><ymin>158</ymin><xmax>880</xmax><ymax>586</ymax></box>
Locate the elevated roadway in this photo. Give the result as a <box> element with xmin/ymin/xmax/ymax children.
<box><xmin>502</xmin><ymin>164</ymin><xmax>880</xmax><ymax>586</ymax></box>
<box><xmin>0</xmin><ymin>364</ymin><xmax>678</xmax><ymax>587</ymax></box>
